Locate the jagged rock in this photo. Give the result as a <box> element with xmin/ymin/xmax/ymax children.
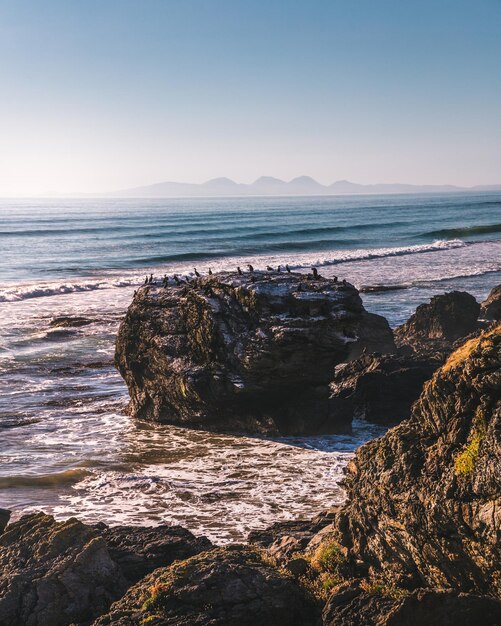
<box><xmin>0</xmin><ymin>513</ymin><xmax>126</xmax><ymax>626</ymax></box>
<box><xmin>322</xmin><ymin>584</ymin><xmax>501</xmax><ymax>626</ymax></box>
<box><xmin>49</xmin><ymin>316</ymin><xmax>93</xmax><ymax>327</ymax></box>
<box><xmin>92</xmin><ymin>545</ymin><xmax>319</xmax><ymax>626</ymax></box>
<box><xmin>248</xmin><ymin>508</ymin><xmax>340</xmax><ymax>563</ymax></box>
<box><xmin>335</xmin><ymin>324</ymin><xmax>501</xmax><ymax>595</ymax></box>
<box><xmin>480</xmin><ymin>284</ymin><xmax>501</xmax><ymax>321</ymax></box>
<box><xmin>0</xmin><ymin>514</ymin><xmax>213</xmax><ymax>626</ymax></box>
<box><xmin>96</xmin><ymin>524</ymin><xmax>212</xmax><ymax>585</ymax></box>
<box><xmin>394</xmin><ymin>291</ymin><xmax>480</xmax><ymax>354</ymax></box>
<box><xmin>0</xmin><ymin>509</ymin><xmax>10</xmax><ymax>535</ymax></box>
<box><xmin>115</xmin><ymin>271</ymin><xmax>395</xmax><ymax>434</ymax></box>
<box><xmin>328</xmin><ymin>353</ymin><xmax>442</xmax><ymax>425</ymax></box>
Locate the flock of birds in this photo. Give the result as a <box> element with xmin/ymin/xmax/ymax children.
<box><xmin>138</xmin><ymin>264</ymin><xmax>347</xmax><ymax>291</ymax></box>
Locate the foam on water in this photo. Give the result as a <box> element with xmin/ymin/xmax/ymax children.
<box><xmin>1</xmin><ymin>194</ymin><xmax>500</xmax><ymax>542</ymax></box>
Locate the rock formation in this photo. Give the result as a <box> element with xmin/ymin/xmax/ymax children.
<box><xmin>481</xmin><ymin>284</ymin><xmax>501</xmax><ymax>322</ymax></box>
<box><xmin>115</xmin><ymin>271</ymin><xmax>395</xmax><ymax>434</ymax></box>
<box><xmin>394</xmin><ymin>290</ymin><xmax>480</xmax><ymax>354</ymax></box>
<box><xmin>92</xmin><ymin>545</ymin><xmax>318</xmax><ymax>626</ymax></box>
<box><xmin>335</xmin><ymin>323</ymin><xmax>501</xmax><ymax>595</ymax></box>
<box><xmin>328</xmin><ymin>353</ymin><xmax>442</xmax><ymax>425</ymax></box>
<box><xmin>0</xmin><ymin>514</ymin><xmax>212</xmax><ymax>626</ymax></box>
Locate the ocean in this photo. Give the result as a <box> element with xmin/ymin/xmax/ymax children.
<box><xmin>1</xmin><ymin>192</ymin><xmax>500</xmax><ymax>542</ymax></box>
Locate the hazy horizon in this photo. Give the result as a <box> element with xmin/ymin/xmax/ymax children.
<box><xmin>1</xmin><ymin>0</ymin><xmax>501</xmax><ymax>195</ymax></box>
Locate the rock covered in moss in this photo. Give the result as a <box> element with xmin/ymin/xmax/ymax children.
<box><xmin>328</xmin><ymin>353</ymin><xmax>442</xmax><ymax>425</ymax></box>
<box><xmin>335</xmin><ymin>324</ymin><xmax>501</xmax><ymax>594</ymax></box>
<box><xmin>92</xmin><ymin>545</ymin><xmax>319</xmax><ymax>626</ymax></box>
<box><xmin>115</xmin><ymin>271</ymin><xmax>395</xmax><ymax>434</ymax></box>
<box><xmin>480</xmin><ymin>284</ymin><xmax>501</xmax><ymax>322</ymax></box>
<box><xmin>394</xmin><ymin>291</ymin><xmax>480</xmax><ymax>354</ymax></box>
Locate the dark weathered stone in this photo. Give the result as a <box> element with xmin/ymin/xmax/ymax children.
<box><xmin>480</xmin><ymin>284</ymin><xmax>501</xmax><ymax>322</ymax></box>
<box><xmin>0</xmin><ymin>513</ymin><xmax>126</xmax><ymax>626</ymax></box>
<box><xmin>322</xmin><ymin>585</ymin><xmax>501</xmax><ymax>626</ymax></box>
<box><xmin>49</xmin><ymin>316</ymin><xmax>93</xmax><ymax>327</ymax></box>
<box><xmin>92</xmin><ymin>545</ymin><xmax>319</xmax><ymax>626</ymax></box>
<box><xmin>394</xmin><ymin>291</ymin><xmax>480</xmax><ymax>354</ymax></box>
<box><xmin>334</xmin><ymin>324</ymin><xmax>501</xmax><ymax>595</ymax></box>
<box><xmin>328</xmin><ymin>352</ymin><xmax>442</xmax><ymax>425</ymax></box>
<box><xmin>97</xmin><ymin>523</ymin><xmax>212</xmax><ymax>585</ymax></box>
<box><xmin>0</xmin><ymin>509</ymin><xmax>10</xmax><ymax>535</ymax></box>
<box><xmin>115</xmin><ymin>271</ymin><xmax>395</xmax><ymax>434</ymax></box>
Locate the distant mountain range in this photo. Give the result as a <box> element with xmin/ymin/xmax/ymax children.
<box><xmin>99</xmin><ymin>176</ymin><xmax>501</xmax><ymax>198</ymax></box>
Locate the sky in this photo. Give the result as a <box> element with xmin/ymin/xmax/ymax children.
<box><xmin>0</xmin><ymin>0</ymin><xmax>500</xmax><ymax>195</ymax></box>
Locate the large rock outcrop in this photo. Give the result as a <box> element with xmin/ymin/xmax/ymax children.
<box><xmin>115</xmin><ymin>271</ymin><xmax>395</xmax><ymax>434</ymax></box>
<box><xmin>394</xmin><ymin>291</ymin><xmax>480</xmax><ymax>354</ymax></box>
<box><xmin>92</xmin><ymin>545</ymin><xmax>318</xmax><ymax>626</ymax></box>
<box><xmin>0</xmin><ymin>514</ymin><xmax>212</xmax><ymax>626</ymax></box>
<box><xmin>335</xmin><ymin>323</ymin><xmax>501</xmax><ymax>595</ymax></box>
<box><xmin>328</xmin><ymin>353</ymin><xmax>442</xmax><ymax>425</ymax></box>
<box><xmin>481</xmin><ymin>284</ymin><xmax>501</xmax><ymax>322</ymax></box>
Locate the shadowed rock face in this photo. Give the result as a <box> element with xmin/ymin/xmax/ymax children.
<box><xmin>328</xmin><ymin>353</ymin><xmax>442</xmax><ymax>425</ymax></box>
<box><xmin>115</xmin><ymin>271</ymin><xmax>395</xmax><ymax>434</ymax></box>
<box><xmin>322</xmin><ymin>584</ymin><xmax>501</xmax><ymax>626</ymax></box>
<box><xmin>394</xmin><ymin>291</ymin><xmax>480</xmax><ymax>354</ymax></box>
<box><xmin>0</xmin><ymin>514</ymin><xmax>212</xmax><ymax>626</ymax></box>
<box><xmin>0</xmin><ymin>514</ymin><xmax>126</xmax><ymax>626</ymax></box>
<box><xmin>92</xmin><ymin>545</ymin><xmax>318</xmax><ymax>626</ymax></box>
<box><xmin>481</xmin><ymin>284</ymin><xmax>501</xmax><ymax>322</ymax></box>
<box><xmin>336</xmin><ymin>324</ymin><xmax>501</xmax><ymax>595</ymax></box>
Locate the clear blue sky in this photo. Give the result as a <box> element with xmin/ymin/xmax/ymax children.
<box><xmin>1</xmin><ymin>0</ymin><xmax>500</xmax><ymax>194</ymax></box>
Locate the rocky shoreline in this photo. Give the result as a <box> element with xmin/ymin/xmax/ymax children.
<box><xmin>1</xmin><ymin>276</ymin><xmax>500</xmax><ymax>625</ymax></box>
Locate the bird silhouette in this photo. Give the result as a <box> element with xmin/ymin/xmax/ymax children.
<box><xmin>194</xmin><ymin>268</ymin><xmax>201</xmax><ymax>277</ymax></box>
<box><xmin>286</xmin><ymin>264</ymin><xmax>291</xmax><ymax>273</ymax></box>
<box><xmin>208</xmin><ymin>268</ymin><xmax>213</xmax><ymax>275</ymax></box>
<box><xmin>311</xmin><ymin>267</ymin><xmax>319</xmax><ymax>279</ymax></box>
<box><xmin>247</xmin><ymin>264</ymin><xmax>254</xmax><ymax>272</ymax></box>
<box><xmin>266</xmin><ymin>265</ymin><xmax>273</xmax><ymax>271</ymax></box>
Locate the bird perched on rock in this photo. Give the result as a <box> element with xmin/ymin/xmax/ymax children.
<box><xmin>277</xmin><ymin>265</ymin><xmax>281</xmax><ymax>272</ymax></box>
<box><xmin>208</xmin><ymin>268</ymin><xmax>213</xmax><ymax>275</ymax></box>
<box><xmin>342</xmin><ymin>278</ymin><xmax>347</xmax><ymax>286</ymax></box>
<box><xmin>194</xmin><ymin>268</ymin><xmax>201</xmax><ymax>277</ymax></box>
<box><xmin>312</xmin><ymin>267</ymin><xmax>319</xmax><ymax>279</ymax></box>
<box><xmin>333</xmin><ymin>276</ymin><xmax>338</xmax><ymax>283</ymax></box>
<box><xmin>266</xmin><ymin>265</ymin><xmax>273</xmax><ymax>271</ymax></box>
<box><xmin>247</xmin><ymin>264</ymin><xmax>254</xmax><ymax>272</ymax></box>
<box><xmin>144</xmin><ymin>276</ymin><xmax>148</xmax><ymax>285</ymax></box>
<box><xmin>173</xmin><ymin>274</ymin><xmax>181</xmax><ymax>286</ymax></box>
<box><xmin>286</xmin><ymin>264</ymin><xmax>291</xmax><ymax>273</ymax></box>
<box><xmin>237</xmin><ymin>267</ymin><xmax>243</xmax><ymax>275</ymax></box>
<box><xmin>148</xmin><ymin>273</ymin><xmax>154</xmax><ymax>283</ymax></box>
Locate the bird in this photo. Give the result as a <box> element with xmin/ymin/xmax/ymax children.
<box><xmin>208</xmin><ymin>268</ymin><xmax>213</xmax><ymax>275</ymax></box>
<box><xmin>144</xmin><ymin>276</ymin><xmax>148</xmax><ymax>285</ymax></box>
<box><xmin>194</xmin><ymin>268</ymin><xmax>201</xmax><ymax>277</ymax></box>
<box><xmin>333</xmin><ymin>276</ymin><xmax>338</xmax><ymax>283</ymax></box>
<box><xmin>266</xmin><ymin>265</ymin><xmax>273</xmax><ymax>271</ymax></box>
<box><xmin>237</xmin><ymin>266</ymin><xmax>243</xmax><ymax>275</ymax></box>
<box><xmin>247</xmin><ymin>264</ymin><xmax>254</xmax><ymax>272</ymax></box>
<box><xmin>312</xmin><ymin>267</ymin><xmax>319</xmax><ymax>279</ymax></box>
<box><xmin>342</xmin><ymin>278</ymin><xmax>347</xmax><ymax>286</ymax></box>
<box><xmin>277</xmin><ymin>265</ymin><xmax>281</xmax><ymax>272</ymax></box>
<box><xmin>148</xmin><ymin>273</ymin><xmax>153</xmax><ymax>284</ymax></box>
<box><xmin>286</xmin><ymin>264</ymin><xmax>291</xmax><ymax>273</ymax></box>
<box><xmin>133</xmin><ymin>289</ymin><xmax>137</xmax><ymax>296</ymax></box>
<box><xmin>173</xmin><ymin>274</ymin><xmax>181</xmax><ymax>286</ymax></box>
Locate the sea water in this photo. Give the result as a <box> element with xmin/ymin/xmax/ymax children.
<box><xmin>1</xmin><ymin>192</ymin><xmax>500</xmax><ymax>542</ymax></box>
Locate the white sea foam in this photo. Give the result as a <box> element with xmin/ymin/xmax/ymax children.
<box><xmin>0</xmin><ymin>238</ymin><xmax>466</xmax><ymax>302</ymax></box>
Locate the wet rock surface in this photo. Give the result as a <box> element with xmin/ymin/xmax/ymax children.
<box><xmin>92</xmin><ymin>545</ymin><xmax>319</xmax><ymax>626</ymax></box>
<box><xmin>115</xmin><ymin>271</ymin><xmax>395</xmax><ymax>434</ymax></box>
<box><xmin>335</xmin><ymin>323</ymin><xmax>501</xmax><ymax>595</ymax></box>
<box><xmin>328</xmin><ymin>352</ymin><xmax>442</xmax><ymax>425</ymax></box>
<box><xmin>394</xmin><ymin>290</ymin><xmax>480</xmax><ymax>354</ymax></box>
<box><xmin>481</xmin><ymin>284</ymin><xmax>501</xmax><ymax>321</ymax></box>
<box><xmin>49</xmin><ymin>315</ymin><xmax>94</xmax><ymax>328</ymax></box>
